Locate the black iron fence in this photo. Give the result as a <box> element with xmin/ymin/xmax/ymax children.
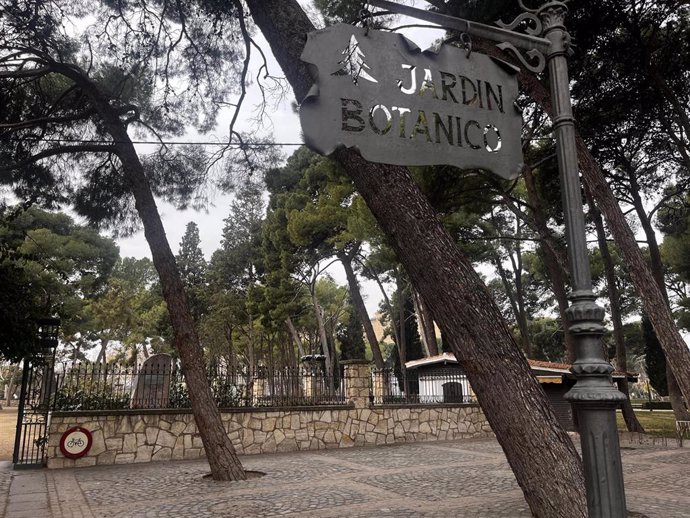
<box><xmin>49</xmin><ymin>362</ymin><xmax>347</xmax><ymax>411</ymax></box>
<box><xmin>42</xmin><ymin>362</ymin><xmax>477</xmax><ymax>412</ymax></box>
<box><xmin>371</xmin><ymin>367</ymin><xmax>476</xmax><ymax>405</ymax></box>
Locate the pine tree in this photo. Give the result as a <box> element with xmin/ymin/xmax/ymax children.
<box><xmin>333</xmin><ymin>34</ymin><xmax>378</xmax><ymax>85</ymax></box>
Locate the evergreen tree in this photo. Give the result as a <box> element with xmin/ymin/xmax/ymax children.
<box><xmin>176</xmin><ymin>222</ymin><xmax>208</xmax><ymax>324</ymax></box>
<box><xmin>177</xmin><ymin>222</ymin><xmax>207</xmax><ymax>288</ymax></box>
<box><xmin>337</xmin><ymin>297</ymin><xmax>366</xmax><ymax>361</ymax></box>
<box><xmin>212</xmin><ymin>181</ymin><xmax>265</xmax><ymax>292</ymax></box>
<box><xmin>0</xmin><ymin>206</ymin><xmax>118</xmax><ymax>361</ymax></box>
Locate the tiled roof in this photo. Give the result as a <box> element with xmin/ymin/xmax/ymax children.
<box><xmin>406</xmin><ymin>353</ymin><xmax>638</xmax><ymax>379</ymax></box>
<box><xmin>527</xmin><ymin>359</ymin><xmax>571</xmax><ymax>371</ymax></box>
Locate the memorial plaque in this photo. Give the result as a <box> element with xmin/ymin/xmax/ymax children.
<box><xmin>131</xmin><ymin>353</ymin><xmax>172</xmax><ymax>409</ymax></box>
<box><xmin>300</xmin><ymin>24</ymin><xmax>524</xmax><ymax>179</ymax></box>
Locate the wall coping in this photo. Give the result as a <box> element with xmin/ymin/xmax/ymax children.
<box><xmin>372</xmin><ymin>403</ymin><xmax>480</xmax><ymax>410</ymax></box>
<box><xmin>51</xmin><ymin>402</ymin><xmax>481</xmax><ymax>418</ymax></box>
<box><xmin>51</xmin><ymin>403</ymin><xmax>355</xmax><ymax>418</ymax></box>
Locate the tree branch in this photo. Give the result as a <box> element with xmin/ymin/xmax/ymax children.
<box><xmin>0</xmin><ymin>144</ymin><xmax>116</xmax><ymax>172</ymax></box>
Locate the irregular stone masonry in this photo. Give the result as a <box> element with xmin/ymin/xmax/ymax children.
<box><xmin>46</xmin><ymin>360</ymin><xmax>491</xmax><ymax>468</ymax></box>
<box><xmin>46</xmin><ymin>405</ymin><xmax>491</xmax><ymax>468</ymax></box>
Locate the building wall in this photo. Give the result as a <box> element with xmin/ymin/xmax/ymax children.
<box><xmin>46</xmin><ymin>404</ymin><xmax>491</xmax><ymax>469</ymax></box>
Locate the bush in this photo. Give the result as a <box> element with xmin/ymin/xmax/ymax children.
<box><xmin>168</xmin><ymin>379</ymin><xmax>191</xmax><ymax>408</ymax></box>
<box><xmin>52</xmin><ymin>387</ymin><xmax>130</xmax><ymax>411</ymax></box>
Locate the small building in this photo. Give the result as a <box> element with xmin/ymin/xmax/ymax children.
<box><xmin>406</xmin><ymin>354</ymin><xmax>638</xmax><ymax>431</ymax></box>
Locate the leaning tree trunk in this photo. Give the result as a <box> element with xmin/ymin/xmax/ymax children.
<box><xmin>473</xmin><ymin>35</ymin><xmax>690</xmax><ymax>407</ymax></box>
<box><xmin>581</xmin><ymin>139</ymin><xmax>690</xmax><ymax>415</ymax></box>
<box><xmin>626</xmin><ymin>170</ymin><xmax>690</xmax><ymax>422</ymax></box>
<box><xmin>66</xmin><ymin>69</ymin><xmax>246</xmax><ymax>481</ymax></box>
<box><xmin>311</xmin><ymin>290</ymin><xmax>333</xmax><ymax>379</ymax></box>
<box><xmin>245</xmin><ymin>2</ymin><xmax>587</xmax><ymax>515</ymax></box>
<box><xmin>338</xmin><ymin>250</ymin><xmax>385</xmax><ymax>367</ymax></box>
<box><xmin>285</xmin><ymin>317</ymin><xmax>306</xmax><ymax>358</ymax></box>
<box><xmin>523</xmin><ymin>165</ymin><xmax>575</xmax><ymax>362</ymax></box>
<box><xmin>588</xmin><ymin>199</ymin><xmax>645</xmax><ymax>432</ymax></box>
<box><xmin>413</xmin><ymin>289</ymin><xmax>439</xmax><ymax>357</ymax></box>
<box><xmin>116</xmin><ymin>142</ymin><xmax>245</xmax><ymax>480</ymax></box>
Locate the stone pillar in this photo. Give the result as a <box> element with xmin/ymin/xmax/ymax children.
<box><xmin>342</xmin><ymin>360</ymin><xmax>371</xmax><ymax>409</ymax></box>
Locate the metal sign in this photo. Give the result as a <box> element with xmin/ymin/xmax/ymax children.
<box><xmin>59</xmin><ymin>426</ymin><xmax>93</xmax><ymax>459</ymax></box>
<box><xmin>300</xmin><ymin>23</ymin><xmax>523</xmax><ymax>179</ymax></box>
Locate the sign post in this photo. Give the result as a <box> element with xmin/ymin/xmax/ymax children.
<box><xmin>301</xmin><ymin>1</ymin><xmax>627</xmax><ymax>516</ymax></box>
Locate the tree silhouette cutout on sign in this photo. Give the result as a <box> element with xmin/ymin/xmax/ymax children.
<box><xmin>332</xmin><ymin>34</ymin><xmax>378</xmax><ymax>85</ymax></box>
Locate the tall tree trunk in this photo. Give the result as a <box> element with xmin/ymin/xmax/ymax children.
<box><xmin>397</xmin><ymin>285</ymin><xmax>406</xmax><ymax>366</ymax></box>
<box><xmin>66</xmin><ymin>69</ymin><xmax>246</xmax><ymax>481</ymax></box>
<box><xmin>492</xmin><ymin>250</ymin><xmax>530</xmax><ymax>357</ymax></box>
<box><xmin>523</xmin><ymin>165</ymin><xmax>575</xmax><ymax>362</ymax></box>
<box><xmin>96</xmin><ymin>338</ymin><xmax>109</xmax><ymax>364</ymax></box>
<box><xmin>413</xmin><ymin>289</ymin><xmax>438</xmax><ymax>356</ymax></box>
<box><xmin>359</xmin><ymin>260</ymin><xmax>402</xmax><ymax>347</ymax></box>
<box><xmin>285</xmin><ymin>317</ymin><xmax>306</xmax><ymax>358</ymax></box>
<box><xmin>246</xmin><ymin>3</ymin><xmax>587</xmax><ymax>514</ymax></box>
<box><xmin>5</xmin><ymin>368</ymin><xmax>18</xmax><ymax>407</ymax></box>
<box><xmin>311</xmin><ymin>290</ymin><xmax>333</xmax><ymax>379</ymax></box>
<box><xmin>589</xmin><ymin>200</ymin><xmax>645</xmax><ymax>432</ymax></box>
<box><xmin>502</xmin><ymin>48</ymin><xmax>690</xmax><ymax>406</ymax></box>
<box><xmin>626</xmin><ymin>170</ymin><xmax>690</xmax><ymax>421</ymax></box>
<box><xmin>338</xmin><ymin>251</ymin><xmax>385</xmax><ymax>367</ymax></box>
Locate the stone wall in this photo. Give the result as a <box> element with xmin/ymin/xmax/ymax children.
<box><xmin>46</xmin><ymin>360</ymin><xmax>492</xmax><ymax>469</ymax></box>
<box><xmin>47</xmin><ymin>404</ymin><xmax>490</xmax><ymax>468</ymax></box>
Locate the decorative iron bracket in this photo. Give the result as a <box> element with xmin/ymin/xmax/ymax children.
<box><xmin>368</xmin><ymin>0</ymin><xmax>551</xmax><ymax>73</ymax></box>
<box><xmin>496</xmin><ymin>43</ymin><xmax>545</xmax><ymax>73</ymax></box>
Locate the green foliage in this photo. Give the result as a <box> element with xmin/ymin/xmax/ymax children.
<box><xmin>176</xmin><ymin>221</ymin><xmax>208</xmax><ymax>323</ymax></box>
<box><xmin>52</xmin><ymin>374</ymin><xmax>131</xmax><ymax>411</ymax></box>
<box><xmin>0</xmin><ymin>206</ymin><xmax>118</xmax><ymax>361</ymax></box>
<box><xmin>87</xmin><ymin>257</ymin><xmax>169</xmax><ymax>362</ymax></box>
<box><xmin>528</xmin><ymin>318</ymin><xmax>565</xmax><ymax>363</ymax></box>
<box><xmin>0</xmin><ymin>0</ymin><xmax>270</xmax><ymax>234</ymax></box>
<box><xmin>177</xmin><ymin>222</ymin><xmax>207</xmax><ymax>288</ymax></box>
<box><xmin>168</xmin><ymin>377</ymin><xmax>192</xmax><ymax>408</ymax></box>
<box><xmin>204</xmin><ymin>180</ymin><xmax>267</xmax><ymax>366</ymax></box>
<box><xmin>210</xmin><ymin>376</ymin><xmax>243</xmax><ymax>408</ymax></box>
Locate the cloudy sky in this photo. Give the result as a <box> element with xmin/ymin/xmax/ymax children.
<box><xmin>116</xmin><ymin>1</ymin><xmax>446</xmax><ymax>315</ymax></box>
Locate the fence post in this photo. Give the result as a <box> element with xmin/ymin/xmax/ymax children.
<box><xmin>342</xmin><ymin>360</ymin><xmax>371</xmax><ymax>409</ymax></box>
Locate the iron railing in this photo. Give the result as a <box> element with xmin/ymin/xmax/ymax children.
<box><xmin>50</xmin><ymin>362</ymin><xmax>347</xmax><ymax>411</ymax></box>
<box><xmin>371</xmin><ymin>367</ymin><xmax>476</xmax><ymax>405</ymax></box>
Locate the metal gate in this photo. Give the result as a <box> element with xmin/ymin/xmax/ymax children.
<box><xmin>12</xmin><ymin>318</ymin><xmax>60</xmax><ymax>469</ymax></box>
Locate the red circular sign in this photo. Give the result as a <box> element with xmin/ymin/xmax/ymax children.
<box><xmin>59</xmin><ymin>427</ymin><xmax>93</xmax><ymax>459</ymax></box>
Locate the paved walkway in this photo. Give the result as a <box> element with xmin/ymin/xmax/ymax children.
<box><xmin>1</xmin><ymin>438</ymin><xmax>689</xmax><ymax>517</ymax></box>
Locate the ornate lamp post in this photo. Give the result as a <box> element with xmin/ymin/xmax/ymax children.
<box><xmin>539</xmin><ymin>3</ymin><xmax>628</xmax><ymax>516</ymax></box>
<box><xmin>366</xmin><ymin>1</ymin><xmax>627</xmax><ymax>515</ymax></box>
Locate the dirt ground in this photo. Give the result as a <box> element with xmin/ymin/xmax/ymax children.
<box><xmin>0</xmin><ymin>407</ymin><xmax>18</xmax><ymax>460</ymax></box>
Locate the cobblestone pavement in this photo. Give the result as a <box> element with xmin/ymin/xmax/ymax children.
<box><xmin>1</xmin><ymin>438</ymin><xmax>689</xmax><ymax>517</ymax></box>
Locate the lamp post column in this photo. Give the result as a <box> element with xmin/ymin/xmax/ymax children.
<box><xmin>540</xmin><ymin>3</ymin><xmax>627</xmax><ymax>516</ymax></box>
